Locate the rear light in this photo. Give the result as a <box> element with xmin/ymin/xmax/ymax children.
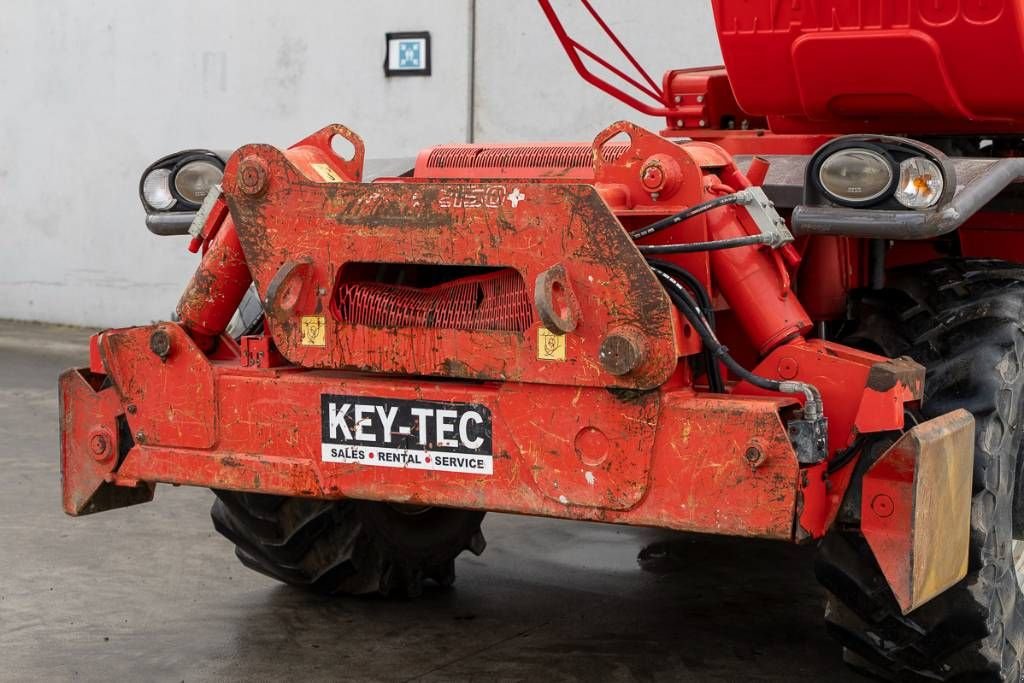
<box><xmin>817</xmin><ymin>148</ymin><xmax>895</xmax><ymax>205</ymax></box>
<box><xmin>141</xmin><ymin>168</ymin><xmax>176</xmax><ymax>210</ymax></box>
<box><xmin>139</xmin><ymin>150</ymin><xmax>226</xmax><ymax>214</ymax></box>
<box><xmin>173</xmin><ymin>160</ymin><xmax>223</xmax><ymax>205</ymax></box>
<box><xmin>894</xmin><ymin>157</ymin><xmax>943</xmax><ymax>209</ymax></box>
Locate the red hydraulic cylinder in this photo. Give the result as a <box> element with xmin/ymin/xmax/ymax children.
<box><xmin>176</xmin><ymin>215</ymin><xmax>252</xmax><ymax>349</ymax></box>
<box><xmin>707</xmin><ymin>205</ymin><xmax>812</xmax><ymax>354</ymax></box>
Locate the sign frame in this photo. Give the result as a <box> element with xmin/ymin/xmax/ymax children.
<box><xmin>384</xmin><ymin>31</ymin><xmax>432</xmax><ymax>77</ymax></box>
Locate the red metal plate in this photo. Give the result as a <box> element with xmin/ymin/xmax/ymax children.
<box><xmin>99</xmin><ymin>324</ymin><xmax>217</xmax><ymax>450</ymax></box>
<box><xmin>77</xmin><ymin>325</ymin><xmax>801</xmax><ymax>539</ymax></box>
<box><xmin>221</xmin><ymin>144</ymin><xmax>677</xmax><ymax>390</ymax></box>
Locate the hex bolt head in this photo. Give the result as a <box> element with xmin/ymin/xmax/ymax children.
<box><xmin>237</xmin><ymin>155</ymin><xmax>269</xmax><ymax>197</ymax></box>
<box><xmin>126</xmin><ymin>404</ymin><xmax>137</xmax><ymax>415</ymax></box>
<box><xmin>641</xmin><ymin>164</ymin><xmax>665</xmax><ymax>191</ymax></box>
<box><xmin>135</xmin><ymin>431</ymin><xmax>147</xmax><ymax>445</ymax></box>
<box><xmin>744</xmin><ymin>445</ymin><xmax>765</xmax><ymax>468</ymax></box>
<box><xmin>89</xmin><ymin>432</ymin><xmax>110</xmax><ymax>461</ymax></box>
<box><xmin>599</xmin><ymin>329</ymin><xmax>647</xmax><ymax>376</ymax></box>
<box><xmin>149</xmin><ymin>329</ymin><xmax>172</xmax><ymax>361</ymax></box>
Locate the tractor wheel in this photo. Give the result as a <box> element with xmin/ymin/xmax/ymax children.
<box><xmin>211</xmin><ymin>491</ymin><xmax>486</xmax><ymax>597</ymax></box>
<box><xmin>816</xmin><ymin>258</ymin><xmax>1024</xmax><ymax>680</ymax></box>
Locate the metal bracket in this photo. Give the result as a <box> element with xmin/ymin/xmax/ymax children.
<box><xmin>788</xmin><ymin>414</ymin><xmax>829</xmax><ymax>465</ymax></box>
<box><xmin>188</xmin><ymin>184</ymin><xmax>223</xmax><ymax>238</ymax></box>
<box><xmin>738</xmin><ymin>186</ymin><xmax>794</xmax><ymax>249</ymax></box>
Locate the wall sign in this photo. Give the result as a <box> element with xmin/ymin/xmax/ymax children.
<box><xmin>384</xmin><ymin>32</ymin><xmax>431</xmax><ymax>77</ymax></box>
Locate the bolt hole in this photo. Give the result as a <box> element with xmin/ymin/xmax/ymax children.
<box><xmin>598</xmin><ymin>130</ymin><xmax>632</xmax><ymax>163</ymax></box>
<box><xmin>330</xmin><ymin>133</ymin><xmax>356</xmax><ymax>162</ymax></box>
<box><xmin>550</xmin><ymin>280</ymin><xmax>570</xmax><ymax>322</ymax></box>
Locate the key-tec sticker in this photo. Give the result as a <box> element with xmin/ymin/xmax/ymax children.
<box><xmin>320</xmin><ymin>395</ymin><xmax>493</xmax><ymax>475</ymax></box>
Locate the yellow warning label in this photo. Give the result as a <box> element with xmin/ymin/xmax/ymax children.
<box><xmin>311</xmin><ymin>163</ymin><xmax>343</xmax><ymax>182</ymax></box>
<box><xmin>537</xmin><ymin>327</ymin><xmax>566</xmax><ymax>361</ymax></box>
<box><xmin>300</xmin><ymin>315</ymin><xmax>326</xmax><ymax>347</ymax></box>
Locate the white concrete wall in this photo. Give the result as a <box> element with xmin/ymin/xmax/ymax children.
<box><xmin>473</xmin><ymin>0</ymin><xmax>722</xmax><ymax>141</ymax></box>
<box><xmin>0</xmin><ymin>0</ymin><xmax>719</xmax><ymax>327</ymax></box>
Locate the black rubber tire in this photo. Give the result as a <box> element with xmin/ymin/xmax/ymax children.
<box><xmin>211</xmin><ymin>491</ymin><xmax>486</xmax><ymax>597</ymax></box>
<box><xmin>816</xmin><ymin>258</ymin><xmax>1024</xmax><ymax>681</ymax></box>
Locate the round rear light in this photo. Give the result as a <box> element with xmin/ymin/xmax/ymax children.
<box><xmin>141</xmin><ymin>168</ymin><xmax>176</xmax><ymax>210</ymax></box>
<box><xmin>173</xmin><ymin>160</ymin><xmax>224</xmax><ymax>205</ymax></box>
<box><xmin>817</xmin><ymin>148</ymin><xmax>894</xmax><ymax>205</ymax></box>
<box><xmin>894</xmin><ymin>157</ymin><xmax>944</xmax><ymax>209</ymax></box>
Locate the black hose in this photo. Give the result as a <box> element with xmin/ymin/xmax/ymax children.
<box><xmin>629</xmin><ymin>193</ymin><xmax>742</xmax><ymax>240</ymax></box>
<box><xmin>644</xmin><ymin>259</ymin><xmax>715</xmax><ymax>328</ymax></box>
<box><xmin>869</xmin><ymin>239</ymin><xmax>886</xmax><ymax>290</ymax></box>
<box><xmin>637</xmin><ymin>233</ymin><xmax>768</xmax><ymax>255</ymax></box>
<box><xmin>646</xmin><ymin>259</ymin><xmax>722</xmax><ymax>392</ymax></box>
<box><xmin>652</xmin><ymin>268</ymin><xmax>782</xmax><ymax>393</ymax></box>
<box><xmin>826</xmin><ymin>435</ymin><xmax>867</xmax><ymax>474</ymax></box>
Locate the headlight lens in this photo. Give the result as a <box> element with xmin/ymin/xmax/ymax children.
<box><xmin>141</xmin><ymin>168</ymin><xmax>176</xmax><ymax>210</ymax></box>
<box><xmin>173</xmin><ymin>160</ymin><xmax>223</xmax><ymax>205</ymax></box>
<box><xmin>894</xmin><ymin>157</ymin><xmax>943</xmax><ymax>209</ymax></box>
<box><xmin>818</xmin><ymin>148</ymin><xmax>894</xmax><ymax>204</ymax></box>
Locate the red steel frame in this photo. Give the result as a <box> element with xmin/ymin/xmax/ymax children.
<box><xmin>61</xmin><ymin>121</ymin><xmax>923</xmax><ymax>546</ymax></box>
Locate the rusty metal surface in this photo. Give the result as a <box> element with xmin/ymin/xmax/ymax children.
<box><xmin>861</xmin><ymin>409</ymin><xmax>975</xmax><ymax>614</ymax></box>
<box><xmin>99</xmin><ymin>323</ymin><xmax>217</xmax><ymax>450</ymax></box>
<box><xmin>65</xmin><ymin>323</ymin><xmax>801</xmax><ymax>539</ymax></box>
<box><xmin>734</xmin><ymin>340</ymin><xmax>917</xmax><ymax>538</ymax></box>
<box><xmin>62</xmin><ymin>122</ymin><xmax>930</xmax><ymax>551</ymax></box>
<box><xmin>222</xmin><ymin>144</ymin><xmax>677</xmax><ymax>390</ymax></box>
<box><xmin>59</xmin><ymin>368</ymin><xmax>153</xmax><ymax>515</ymax></box>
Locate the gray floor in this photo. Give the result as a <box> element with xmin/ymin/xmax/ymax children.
<box><xmin>0</xmin><ymin>320</ymin><xmax>862</xmax><ymax>682</ymax></box>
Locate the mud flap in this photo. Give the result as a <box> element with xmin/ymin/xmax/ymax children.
<box><xmin>861</xmin><ymin>409</ymin><xmax>975</xmax><ymax>614</ymax></box>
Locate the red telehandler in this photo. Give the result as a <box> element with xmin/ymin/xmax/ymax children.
<box><xmin>61</xmin><ymin>2</ymin><xmax>1024</xmax><ymax>679</ymax></box>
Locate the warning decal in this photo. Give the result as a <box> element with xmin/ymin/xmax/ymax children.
<box><xmin>300</xmin><ymin>315</ymin><xmax>326</xmax><ymax>346</ymax></box>
<box><xmin>311</xmin><ymin>163</ymin><xmax>343</xmax><ymax>182</ymax></box>
<box><xmin>320</xmin><ymin>395</ymin><xmax>493</xmax><ymax>475</ymax></box>
<box><xmin>537</xmin><ymin>327</ymin><xmax>566</xmax><ymax>361</ymax></box>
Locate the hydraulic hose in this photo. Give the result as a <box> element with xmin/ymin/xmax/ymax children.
<box><xmin>646</xmin><ymin>258</ymin><xmax>722</xmax><ymax>392</ymax></box>
<box><xmin>628</xmin><ymin>193</ymin><xmax>742</xmax><ymax>240</ymax></box>
<box><xmin>637</xmin><ymin>233</ymin><xmax>769</xmax><ymax>255</ymax></box>
<box><xmin>645</xmin><ymin>259</ymin><xmax>715</xmax><ymax>326</ymax></box>
<box><xmin>651</xmin><ymin>266</ymin><xmax>823</xmax><ymax>419</ymax></box>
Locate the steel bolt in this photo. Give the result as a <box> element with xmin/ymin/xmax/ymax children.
<box><xmin>237</xmin><ymin>156</ymin><xmax>269</xmax><ymax>197</ymax></box>
<box><xmin>599</xmin><ymin>329</ymin><xmax>647</xmax><ymax>376</ymax></box>
<box><xmin>696</xmin><ymin>95</ymin><xmax>705</xmax><ymax>104</ymax></box>
<box><xmin>135</xmin><ymin>431</ymin><xmax>147</xmax><ymax>445</ymax></box>
<box><xmin>870</xmin><ymin>493</ymin><xmax>895</xmax><ymax>518</ymax></box>
<box><xmin>149</xmin><ymin>329</ymin><xmax>172</xmax><ymax>361</ymax></box>
<box><xmin>126</xmin><ymin>404</ymin><xmax>137</xmax><ymax>415</ymax></box>
<box><xmin>673</xmin><ymin>95</ymin><xmax>682</xmax><ymax>104</ymax></box>
<box><xmin>89</xmin><ymin>432</ymin><xmax>110</xmax><ymax>461</ymax></box>
<box><xmin>744</xmin><ymin>445</ymin><xmax>765</xmax><ymax>468</ymax></box>
<box><xmin>641</xmin><ymin>165</ymin><xmax>665</xmax><ymax>191</ymax></box>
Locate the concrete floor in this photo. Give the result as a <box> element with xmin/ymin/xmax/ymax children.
<box><xmin>0</xmin><ymin>320</ymin><xmax>863</xmax><ymax>682</ymax></box>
